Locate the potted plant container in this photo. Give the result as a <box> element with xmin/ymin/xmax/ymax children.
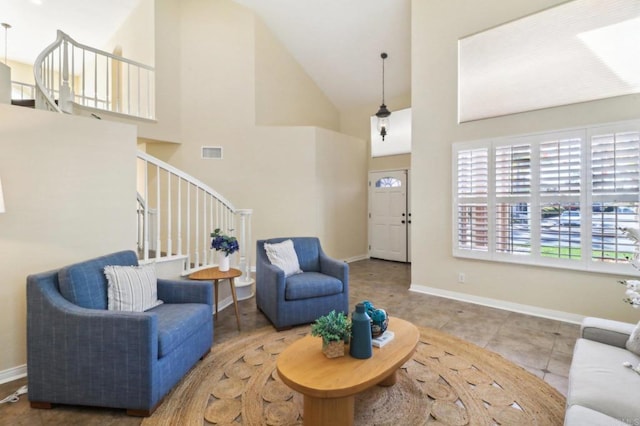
<box><xmin>310</xmin><ymin>310</ymin><xmax>351</xmax><ymax>358</ymax></box>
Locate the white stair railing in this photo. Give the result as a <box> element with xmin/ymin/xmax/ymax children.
<box><xmin>34</xmin><ymin>30</ymin><xmax>155</xmax><ymax>119</ymax></box>
<box><xmin>10</xmin><ymin>81</ymin><xmax>35</xmax><ymax>100</ymax></box>
<box><xmin>137</xmin><ymin>151</ymin><xmax>253</xmax><ymax>282</ymax></box>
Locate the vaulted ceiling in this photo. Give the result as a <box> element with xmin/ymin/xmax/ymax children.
<box><xmin>233</xmin><ymin>0</ymin><xmax>411</xmax><ymax>111</ymax></box>
<box><xmin>0</xmin><ymin>0</ymin><xmax>411</xmax><ymax>112</ymax></box>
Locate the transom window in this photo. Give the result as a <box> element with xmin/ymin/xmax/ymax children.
<box><xmin>453</xmin><ymin>120</ymin><xmax>640</xmax><ymax>275</ymax></box>
<box><xmin>375</xmin><ymin>177</ymin><xmax>402</xmax><ymax>188</ymax></box>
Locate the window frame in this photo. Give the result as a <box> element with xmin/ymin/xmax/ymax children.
<box><xmin>452</xmin><ymin>119</ymin><xmax>640</xmax><ymax>276</ymax></box>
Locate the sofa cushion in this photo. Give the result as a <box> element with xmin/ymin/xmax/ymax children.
<box><xmin>58</xmin><ymin>250</ymin><xmax>139</xmax><ymax>309</ymax></box>
<box><xmin>104</xmin><ymin>264</ymin><xmax>164</xmax><ymax>312</ymax></box>
<box><xmin>285</xmin><ymin>272</ymin><xmax>343</xmax><ymax>301</ymax></box>
<box><xmin>564</xmin><ymin>405</ymin><xmax>628</xmax><ymax>426</ymax></box>
<box><xmin>148</xmin><ymin>303</ymin><xmax>212</xmax><ymax>358</ymax></box>
<box><xmin>567</xmin><ymin>338</ymin><xmax>640</xmax><ymax>422</ymax></box>
<box><xmin>292</xmin><ymin>238</ymin><xmax>321</xmax><ymax>272</ymax></box>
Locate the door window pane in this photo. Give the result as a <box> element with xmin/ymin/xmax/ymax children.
<box><xmin>375</xmin><ymin>177</ymin><xmax>402</xmax><ymax>188</ymax></box>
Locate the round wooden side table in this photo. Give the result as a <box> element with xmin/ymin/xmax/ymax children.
<box><xmin>188</xmin><ymin>267</ymin><xmax>242</xmax><ymax>330</ymax></box>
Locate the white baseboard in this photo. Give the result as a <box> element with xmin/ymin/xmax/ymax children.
<box><xmin>344</xmin><ymin>254</ymin><xmax>369</xmax><ymax>263</ymax></box>
<box><xmin>0</xmin><ymin>364</ymin><xmax>27</xmax><ymax>385</ymax></box>
<box><xmin>214</xmin><ymin>295</ymin><xmax>235</xmax><ymax>314</ymax></box>
<box><xmin>410</xmin><ymin>283</ymin><xmax>584</xmax><ymax>325</ymax></box>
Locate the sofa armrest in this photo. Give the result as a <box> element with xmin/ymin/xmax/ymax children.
<box><xmin>157</xmin><ymin>278</ymin><xmax>213</xmax><ymax>306</ymax></box>
<box><xmin>257</xmin><ymin>262</ymin><xmax>286</xmax><ymax>302</ymax></box>
<box><xmin>319</xmin><ymin>253</ymin><xmax>348</xmax><ymax>285</ymax></box>
<box><xmin>581</xmin><ymin>317</ymin><xmax>636</xmax><ymax>348</ymax></box>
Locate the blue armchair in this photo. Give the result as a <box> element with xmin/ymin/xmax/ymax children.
<box><xmin>26</xmin><ymin>250</ymin><xmax>213</xmax><ymax>416</ymax></box>
<box><xmin>256</xmin><ymin>237</ymin><xmax>349</xmax><ymax>330</ymax></box>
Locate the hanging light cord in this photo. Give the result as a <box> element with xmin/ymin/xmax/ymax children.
<box><xmin>381</xmin><ymin>53</ymin><xmax>386</xmax><ymax>105</ymax></box>
<box><xmin>1</xmin><ymin>23</ymin><xmax>10</xmax><ymax>65</ymax></box>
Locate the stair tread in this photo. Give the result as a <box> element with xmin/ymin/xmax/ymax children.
<box><xmin>11</xmin><ymin>99</ymin><xmax>36</xmax><ymax>108</ymax></box>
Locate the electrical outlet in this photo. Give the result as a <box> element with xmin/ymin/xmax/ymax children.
<box><xmin>458</xmin><ymin>272</ymin><xmax>465</xmax><ymax>283</ymax></box>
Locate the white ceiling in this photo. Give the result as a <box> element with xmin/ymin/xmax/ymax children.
<box><xmin>0</xmin><ymin>0</ymin><xmax>411</xmax><ymax>112</ymax></box>
<box><xmin>0</xmin><ymin>0</ymin><xmax>140</xmax><ymax>65</ymax></box>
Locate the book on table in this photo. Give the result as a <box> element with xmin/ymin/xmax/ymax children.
<box><xmin>372</xmin><ymin>330</ymin><xmax>394</xmax><ymax>348</ymax></box>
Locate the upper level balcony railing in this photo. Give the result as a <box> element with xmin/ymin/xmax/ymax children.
<box><xmin>34</xmin><ymin>30</ymin><xmax>155</xmax><ymax>119</ymax></box>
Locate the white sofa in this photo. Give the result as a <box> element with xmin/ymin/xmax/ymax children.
<box><xmin>565</xmin><ymin>317</ymin><xmax>640</xmax><ymax>425</ymax></box>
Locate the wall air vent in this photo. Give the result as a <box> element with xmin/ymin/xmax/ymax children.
<box><xmin>201</xmin><ymin>146</ymin><xmax>223</xmax><ymax>160</ymax></box>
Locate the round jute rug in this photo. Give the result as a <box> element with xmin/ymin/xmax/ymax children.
<box><xmin>142</xmin><ymin>324</ymin><xmax>565</xmax><ymax>425</ymax></box>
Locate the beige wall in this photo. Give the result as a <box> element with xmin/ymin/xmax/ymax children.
<box><xmin>0</xmin><ymin>104</ymin><xmax>137</xmax><ymax>374</ymax></box>
<box><xmin>105</xmin><ymin>0</ymin><xmax>155</xmax><ymax>66</ymax></box>
<box><xmin>5</xmin><ymin>61</ymin><xmax>33</xmax><ymax>85</ymax></box>
<box><xmin>314</xmin><ymin>127</ymin><xmax>368</xmax><ymax>259</ymax></box>
<box><xmin>108</xmin><ymin>0</ymin><xmax>182</xmax><ymax>144</ymax></box>
<box><xmin>412</xmin><ymin>0</ymin><xmax>640</xmax><ymax>323</ymax></box>
<box><xmin>145</xmin><ymin>0</ymin><xmax>367</xmax><ymax>261</ymax></box>
<box><xmin>254</xmin><ymin>19</ymin><xmax>340</xmax><ymax>130</ymax></box>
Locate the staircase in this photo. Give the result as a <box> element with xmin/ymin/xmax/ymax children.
<box><xmin>12</xmin><ymin>30</ymin><xmax>254</xmax><ymax>295</ymax></box>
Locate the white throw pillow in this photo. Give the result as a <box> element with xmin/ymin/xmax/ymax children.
<box><xmin>627</xmin><ymin>321</ymin><xmax>640</xmax><ymax>355</ymax></box>
<box><xmin>264</xmin><ymin>240</ymin><xmax>303</xmax><ymax>277</ymax></box>
<box><xmin>104</xmin><ymin>264</ymin><xmax>164</xmax><ymax>312</ymax></box>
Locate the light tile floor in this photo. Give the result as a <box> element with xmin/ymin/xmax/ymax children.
<box><xmin>0</xmin><ymin>259</ymin><xmax>578</xmax><ymax>425</ymax></box>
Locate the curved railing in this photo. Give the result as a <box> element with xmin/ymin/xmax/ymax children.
<box><xmin>34</xmin><ymin>30</ymin><xmax>155</xmax><ymax>119</ymax></box>
<box><xmin>136</xmin><ymin>151</ymin><xmax>253</xmax><ymax>282</ymax></box>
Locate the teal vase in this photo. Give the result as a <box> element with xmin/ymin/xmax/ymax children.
<box><xmin>349</xmin><ymin>303</ymin><xmax>372</xmax><ymax>359</ymax></box>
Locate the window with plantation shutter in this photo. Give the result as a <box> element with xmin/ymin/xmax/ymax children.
<box><xmin>456</xmin><ymin>148</ymin><xmax>488</xmax><ymax>252</ymax></box>
<box><xmin>457</xmin><ymin>148</ymin><xmax>488</xmax><ymax>197</ymax></box>
<box><xmin>495</xmin><ymin>144</ymin><xmax>531</xmax><ymax>255</ymax></box>
<box><xmin>590</xmin><ymin>128</ymin><xmax>640</xmax><ymax>265</ymax></box>
<box><xmin>591</xmin><ymin>131</ymin><xmax>640</xmax><ymax>195</ymax></box>
<box><xmin>453</xmin><ymin>120</ymin><xmax>640</xmax><ymax>275</ymax></box>
<box><xmin>539</xmin><ymin>138</ymin><xmax>581</xmax><ymax>196</ymax></box>
<box><xmin>538</xmin><ymin>136</ymin><xmax>582</xmax><ymax>260</ymax></box>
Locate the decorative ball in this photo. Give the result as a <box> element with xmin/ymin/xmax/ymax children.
<box><xmin>360</xmin><ymin>301</ymin><xmax>389</xmax><ymax>338</ymax></box>
<box><xmin>370</xmin><ymin>308</ymin><xmax>388</xmax><ymax>338</ymax></box>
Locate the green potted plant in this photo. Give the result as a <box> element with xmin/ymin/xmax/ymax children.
<box><xmin>311</xmin><ymin>310</ymin><xmax>351</xmax><ymax>358</ymax></box>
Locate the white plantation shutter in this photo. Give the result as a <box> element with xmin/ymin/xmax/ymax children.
<box><xmin>539</xmin><ymin>137</ymin><xmax>581</xmax><ymax>196</ymax></box>
<box><xmin>590</xmin><ymin>129</ymin><xmax>640</xmax><ymax>264</ymax></box>
<box><xmin>592</xmin><ymin>131</ymin><xmax>640</xmax><ymax>196</ymax></box>
<box><xmin>456</xmin><ymin>148</ymin><xmax>489</xmax><ymax>252</ymax></box>
<box><xmin>495</xmin><ymin>144</ymin><xmax>531</xmax><ymax>254</ymax></box>
<box><xmin>495</xmin><ymin>144</ymin><xmax>531</xmax><ymax>196</ymax></box>
<box><xmin>457</xmin><ymin>148</ymin><xmax>488</xmax><ymax>197</ymax></box>
<box><xmin>453</xmin><ymin>120</ymin><xmax>640</xmax><ymax>274</ymax></box>
<box><xmin>538</xmin><ymin>136</ymin><xmax>583</xmax><ymax>260</ymax></box>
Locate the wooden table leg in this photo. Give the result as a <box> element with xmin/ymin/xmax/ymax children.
<box><xmin>229</xmin><ymin>278</ymin><xmax>241</xmax><ymax>330</ymax></box>
<box><xmin>214</xmin><ymin>280</ymin><xmax>219</xmax><ymax>319</ymax></box>
<box><xmin>303</xmin><ymin>395</ymin><xmax>354</xmax><ymax>426</ymax></box>
<box><xmin>378</xmin><ymin>370</ymin><xmax>397</xmax><ymax>387</ymax></box>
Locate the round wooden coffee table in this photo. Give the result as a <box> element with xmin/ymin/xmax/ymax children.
<box><xmin>188</xmin><ymin>267</ymin><xmax>241</xmax><ymax>330</ymax></box>
<box><xmin>276</xmin><ymin>317</ymin><xmax>419</xmax><ymax>426</ymax></box>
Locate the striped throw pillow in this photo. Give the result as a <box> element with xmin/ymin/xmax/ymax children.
<box><xmin>104</xmin><ymin>264</ymin><xmax>164</xmax><ymax>312</ymax></box>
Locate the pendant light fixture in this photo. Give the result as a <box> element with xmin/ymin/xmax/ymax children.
<box><xmin>375</xmin><ymin>52</ymin><xmax>391</xmax><ymax>140</ymax></box>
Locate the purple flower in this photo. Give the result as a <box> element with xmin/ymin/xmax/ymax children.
<box><xmin>210</xmin><ymin>228</ymin><xmax>239</xmax><ymax>256</ymax></box>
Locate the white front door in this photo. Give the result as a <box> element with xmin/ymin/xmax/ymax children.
<box><xmin>369</xmin><ymin>170</ymin><xmax>409</xmax><ymax>262</ymax></box>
